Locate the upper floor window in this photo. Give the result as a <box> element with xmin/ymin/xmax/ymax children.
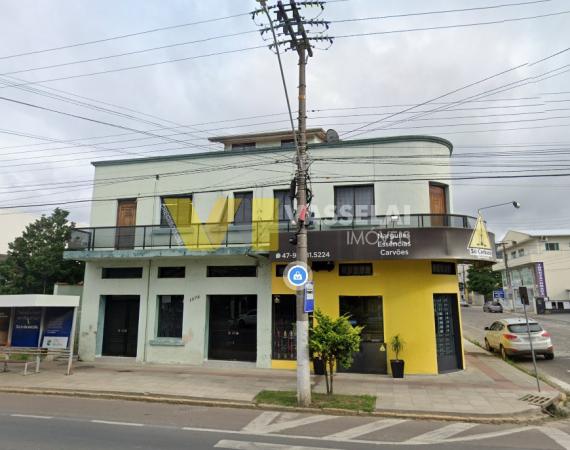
<box><xmin>518</xmin><ymin>248</ymin><xmax>525</xmax><ymax>257</ymax></box>
<box><xmin>545</xmin><ymin>242</ymin><xmax>560</xmax><ymax>251</ymax></box>
<box><xmin>102</xmin><ymin>267</ymin><xmax>143</xmax><ymax>279</ymax></box>
<box><xmin>274</xmin><ymin>189</ymin><xmax>292</xmax><ymax>222</ymax></box>
<box><xmin>233</xmin><ymin>192</ymin><xmax>253</xmax><ymax>224</ymax></box>
<box><xmin>158</xmin><ymin>266</ymin><xmax>186</xmax><ymax>278</ymax></box>
<box><xmin>232</xmin><ymin>142</ymin><xmax>256</xmax><ymax>151</ymax></box>
<box><xmin>432</xmin><ymin>261</ymin><xmax>456</xmax><ymax>275</ymax></box>
<box><xmin>510</xmin><ymin>251</ymin><xmax>517</xmax><ymax>259</ymax></box>
<box><xmin>281</xmin><ymin>139</ymin><xmax>295</xmax><ymax>149</ymax></box>
<box><xmin>161</xmin><ymin>195</ymin><xmax>192</xmax><ymax>227</ymax></box>
<box><xmin>339</xmin><ymin>263</ymin><xmax>373</xmax><ymax>276</ymax></box>
<box><xmin>334</xmin><ymin>185</ymin><xmax>374</xmax><ymax>219</ymax></box>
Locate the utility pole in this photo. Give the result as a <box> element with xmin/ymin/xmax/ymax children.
<box><xmin>501</xmin><ymin>242</ymin><xmax>514</xmax><ymax>311</ymax></box>
<box><xmin>254</xmin><ymin>0</ymin><xmax>331</xmax><ymax>407</ymax></box>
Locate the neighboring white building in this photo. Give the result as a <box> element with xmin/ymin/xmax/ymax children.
<box><xmin>0</xmin><ymin>211</ymin><xmax>37</xmax><ymax>256</ymax></box>
<box><xmin>494</xmin><ymin>230</ymin><xmax>570</xmax><ymax>308</ymax></box>
<box><xmin>64</xmin><ymin>129</ymin><xmax>497</xmax><ymax>375</ymax></box>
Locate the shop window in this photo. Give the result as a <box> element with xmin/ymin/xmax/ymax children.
<box><xmin>157</xmin><ymin>295</ymin><xmax>184</xmax><ymax>338</ymax></box>
<box><xmin>432</xmin><ymin>262</ymin><xmax>456</xmax><ymax>275</ymax></box>
<box><xmin>161</xmin><ymin>195</ymin><xmax>192</xmax><ymax>227</ymax></box>
<box><xmin>233</xmin><ymin>192</ymin><xmax>253</xmax><ymax>224</ymax></box>
<box><xmin>334</xmin><ymin>185</ymin><xmax>374</xmax><ymax>219</ymax></box>
<box><xmin>272</xmin><ymin>295</ymin><xmax>296</xmax><ymax>360</ymax></box>
<box><xmin>275</xmin><ymin>264</ymin><xmax>287</xmax><ymax>277</ymax></box>
<box><xmin>545</xmin><ymin>242</ymin><xmax>560</xmax><ymax>251</ymax></box>
<box><xmin>102</xmin><ymin>267</ymin><xmax>143</xmax><ymax>279</ymax></box>
<box><xmin>207</xmin><ymin>266</ymin><xmax>257</xmax><ymax>277</ymax></box>
<box><xmin>158</xmin><ymin>266</ymin><xmax>185</xmax><ymax>278</ymax></box>
<box><xmin>339</xmin><ymin>263</ymin><xmax>373</xmax><ymax>276</ymax></box>
<box><xmin>339</xmin><ymin>296</ymin><xmax>384</xmax><ymax>341</ymax></box>
<box><xmin>312</xmin><ymin>261</ymin><xmax>335</xmax><ymax>272</ymax></box>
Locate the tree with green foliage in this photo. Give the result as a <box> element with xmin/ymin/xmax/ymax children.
<box><xmin>0</xmin><ymin>208</ymin><xmax>84</xmax><ymax>294</ymax></box>
<box><xmin>467</xmin><ymin>264</ymin><xmax>502</xmax><ymax>300</ymax></box>
<box><xmin>309</xmin><ymin>309</ymin><xmax>363</xmax><ymax>395</ymax></box>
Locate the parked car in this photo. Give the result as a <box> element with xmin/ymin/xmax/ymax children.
<box><xmin>483</xmin><ymin>301</ymin><xmax>503</xmax><ymax>313</ymax></box>
<box><xmin>484</xmin><ymin>318</ymin><xmax>554</xmax><ymax>360</ymax></box>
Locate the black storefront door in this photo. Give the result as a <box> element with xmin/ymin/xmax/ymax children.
<box><xmin>208</xmin><ymin>295</ymin><xmax>257</xmax><ymax>362</ymax></box>
<box><xmin>102</xmin><ymin>296</ymin><xmax>140</xmax><ymax>357</ymax></box>
<box><xmin>434</xmin><ymin>294</ymin><xmax>462</xmax><ymax>373</ymax></box>
<box><xmin>338</xmin><ymin>296</ymin><xmax>387</xmax><ymax>374</ymax></box>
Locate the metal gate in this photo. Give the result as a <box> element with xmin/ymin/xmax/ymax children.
<box><xmin>433</xmin><ymin>294</ymin><xmax>462</xmax><ymax>373</ymax></box>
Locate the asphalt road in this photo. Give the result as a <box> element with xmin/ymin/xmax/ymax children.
<box><xmin>0</xmin><ymin>393</ymin><xmax>569</xmax><ymax>450</ymax></box>
<box><xmin>461</xmin><ymin>306</ymin><xmax>570</xmax><ymax>388</ymax></box>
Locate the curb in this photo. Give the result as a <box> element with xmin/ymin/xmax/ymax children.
<box><xmin>0</xmin><ymin>386</ymin><xmax>549</xmax><ymax>425</ymax></box>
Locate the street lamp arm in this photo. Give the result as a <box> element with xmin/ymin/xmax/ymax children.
<box><xmin>477</xmin><ymin>201</ymin><xmax>520</xmax><ymax>215</ymax></box>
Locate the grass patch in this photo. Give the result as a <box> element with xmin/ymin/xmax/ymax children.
<box><xmin>255</xmin><ymin>390</ymin><xmax>376</xmax><ymax>412</ymax></box>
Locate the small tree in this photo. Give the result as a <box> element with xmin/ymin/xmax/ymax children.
<box><xmin>467</xmin><ymin>265</ymin><xmax>502</xmax><ymax>301</ymax></box>
<box><xmin>309</xmin><ymin>309</ymin><xmax>363</xmax><ymax>395</ymax></box>
<box><xmin>0</xmin><ymin>208</ymin><xmax>84</xmax><ymax>294</ymax></box>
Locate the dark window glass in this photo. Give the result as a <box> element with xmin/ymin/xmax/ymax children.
<box><xmin>281</xmin><ymin>139</ymin><xmax>295</xmax><ymax>149</ymax></box>
<box><xmin>275</xmin><ymin>264</ymin><xmax>287</xmax><ymax>277</ymax></box>
<box><xmin>274</xmin><ymin>189</ymin><xmax>291</xmax><ymax>222</ymax></box>
<box><xmin>545</xmin><ymin>242</ymin><xmax>560</xmax><ymax>251</ymax></box>
<box><xmin>339</xmin><ymin>296</ymin><xmax>384</xmax><ymax>341</ymax></box>
<box><xmin>233</xmin><ymin>192</ymin><xmax>253</xmax><ymax>224</ymax></box>
<box><xmin>158</xmin><ymin>266</ymin><xmax>186</xmax><ymax>278</ymax></box>
<box><xmin>102</xmin><ymin>267</ymin><xmax>143</xmax><ymax>279</ymax></box>
<box><xmin>157</xmin><ymin>295</ymin><xmax>184</xmax><ymax>338</ymax></box>
<box><xmin>432</xmin><ymin>262</ymin><xmax>456</xmax><ymax>275</ymax></box>
<box><xmin>231</xmin><ymin>142</ymin><xmax>256</xmax><ymax>151</ymax></box>
<box><xmin>508</xmin><ymin>323</ymin><xmax>542</xmax><ymax>333</ymax></box>
<box><xmin>311</xmin><ymin>261</ymin><xmax>335</xmax><ymax>272</ymax></box>
<box><xmin>207</xmin><ymin>266</ymin><xmax>257</xmax><ymax>277</ymax></box>
<box><xmin>161</xmin><ymin>195</ymin><xmax>192</xmax><ymax>227</ymax></box>
<box><xmin>339</xmin><ymin>263</ymin><xmax>373</xmax><ymax>276</ymax></box>
<box><xmin>272</xmin><ymin>294</ymin><xmax>296</xmax><ymax>360</ymax></box>
<box><xmin>334</xmin><ymin>185</ymin><xmax>374</xmax><ymax>218</ymax></box>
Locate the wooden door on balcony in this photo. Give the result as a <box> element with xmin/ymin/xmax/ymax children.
<box><xmin>116</xmin><ymin>199</ymin><xmax>137</xmax><ymax>249</ymax></box>
<box><xmin>429</xmin><ymin>184</ymin><xmax>447</xmax><ymax>227</ymax></box>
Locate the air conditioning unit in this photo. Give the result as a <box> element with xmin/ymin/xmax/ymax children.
<box><xmin>540</xmin><ymin>236</ymin><xmax>548</xmax><ymax>242</ymax></box>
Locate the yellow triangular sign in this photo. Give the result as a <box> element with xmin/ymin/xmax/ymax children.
<box><xmin>468</xmin><ymin>215</ymin><xmax>492</xmax><ymax>250</ymax></box>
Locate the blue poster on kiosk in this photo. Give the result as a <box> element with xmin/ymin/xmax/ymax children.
<box><xmin>11</xmin><ymin>308</ymin><xmax>42</xmax><ymax>347</ymax></box>
<box><xmin>42</xmin><ymin>307</ymin><xmax>74</xmax><ymax>349</ymax></box>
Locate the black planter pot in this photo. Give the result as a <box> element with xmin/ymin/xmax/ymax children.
<box><xmin>313</xmin><ymin>358</ymin><xmax>325</xmax><ymax>375</ymax></box>
<box><xmin>390</xmin><ymin>359</ymin><xmax>405</xmax><ymax>378</ymax></box>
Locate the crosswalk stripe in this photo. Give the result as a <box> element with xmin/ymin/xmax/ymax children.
<box><xmin>406</xmin><ymin>422</ymin><xmax>477</xmax><ymax>443</ymax></box>
<box><xmin>541</xmin><ymin>427</ymin><xmax>570</xmax><ymax>450</ymax></box>
<box><xmin>325</xmin><ymin>418</ymin><xmax>407</xmax><ymax>440</ymax></box>
<box><xmin>214</xmin><ymin>439</ymin><xmax>343</xmax><ymax>450</ymax></box>
<box><xmin>242</xmin><ymin>412</ymin><xmax>333</xmax><ymax>434</ymax></box>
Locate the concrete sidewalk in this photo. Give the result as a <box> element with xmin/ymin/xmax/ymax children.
<box><xmin>0</xmin><ymin>340</ymin><xmax>560</xmax><ymax>420</ymax></box>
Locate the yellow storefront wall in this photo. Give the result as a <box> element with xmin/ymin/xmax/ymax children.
<box><xmin>271</xmin><ymin>260</ymin><xmax>463</xmax><ymax>375</ymax></box>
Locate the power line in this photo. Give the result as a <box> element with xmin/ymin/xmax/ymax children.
<box><xmin>0</xmin><ymin>11</ymin><xmax>252</xmax><ymax>61</ymax></box>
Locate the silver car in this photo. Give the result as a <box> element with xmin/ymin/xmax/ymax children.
<box><xmin>484</xmin><ymin>318</ymin><xmax>554</xmax><ymax>360</ymax></box>
<box><xmin>483</xmin><ymin>301</ymin><xmax>503</xmax><ymax>313</ymax></box>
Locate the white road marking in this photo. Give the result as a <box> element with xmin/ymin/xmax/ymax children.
<box><xmin>406</xmin><ymin>422</ymin><xmax>478</xmax><ymax>444</ymax></box>
<box><xmin>91</xmin><ymin>419</ymin><xmax>144</xmax><ymax>427</ymax></box>
<box><xmin>214</xmin><ymin>439</ymin><xmax>343</xmax><ymax>450</ymax></box>
<box><xmin>541</xmin><ymin>427</ymin><xmax>570</xmax><ymax>450</ymax></box>
<box><xmin>325</xmin><ymin>418</ymin><xmax>407</xmax><ymax>440</ymax></box>
<box><xmin>241</xmin><ymin>412</ymin><xmax>280</xmax><ymax>433</ymax></box>
<box><xmin>242</xmin><ymin>412</ymin><xmax>333</xmax><ymax>434</ymax></box>
<box><xmin>10</xmin><ymin>414</ymin><xmax>52</xmax><ymax>420</ymax></box>
<box><xmin>440</xmin><ymin>426</ymin><xmax>538</xmax><ymax>443</ymax></box>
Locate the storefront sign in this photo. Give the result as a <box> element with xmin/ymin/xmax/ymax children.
<box><xmin>11</xmin><ymin>308</ymin><xmax>42</xmax><ymax>347</ymax></box>
<box><xmin>0</xmin><ymin>308</ymin><xmax>10</xmax><ymax>346</ymax></box>
<box><xmin>304</xmin><ymin>282</ymin><xmax>315</xmax><ymax>313</ymax></box>
<box><xmin>534</xmin><ymin>262</ymin><xmax>548</xmax><ymax>297</ymax></box>
<box><xmin>42</xmin><ymin>307</ymin><xmax>74</xmax><ymax>349</ymax></box>
<box><xmin>271</xmin><ymin>227</ymin><xmax>496</xmax><ymax>262</ymax></box>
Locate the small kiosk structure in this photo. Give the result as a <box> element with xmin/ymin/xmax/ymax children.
<box><xmin>0</xmin><ymin>294</ymin><xmax>80</xmax><ymax>375</ymax></box>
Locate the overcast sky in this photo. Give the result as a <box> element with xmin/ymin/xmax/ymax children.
<box><xmin>0</xmin><ymin>0</ymin><xmax>568</xmax><ymax>239</ymax></box>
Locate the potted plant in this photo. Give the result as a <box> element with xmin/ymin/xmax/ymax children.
<box><xmin>389</xmin><ymin>334</ymin><xmax>405</xmax><ymax>378</ymax></box>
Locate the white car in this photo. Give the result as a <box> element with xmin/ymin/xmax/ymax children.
<box><xmin>484</xmin><ymin>318</ymin><xmax>554</xmax><ymax>361</ymax></box>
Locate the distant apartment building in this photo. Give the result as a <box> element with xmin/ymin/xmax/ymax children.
<box><xmin>494</xmin><ymin>230</ymin><xmax>570</xmax><ymax>309</ymax></box>
<box><xmin>64</xmin><ymin>129</ymin><xmax>496</xmax><ymax>375</ymax></box>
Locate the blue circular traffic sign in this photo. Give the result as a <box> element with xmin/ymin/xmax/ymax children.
<box><xmin>286</xmin><ymin>264</ymin><xmax>309</xmax><ymax>288</ymax></box>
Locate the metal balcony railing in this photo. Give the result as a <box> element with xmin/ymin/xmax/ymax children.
<box><xmin>66</xmin><ymin>214</ymin><xmax>478</xmax><ymax>251</ymax></box>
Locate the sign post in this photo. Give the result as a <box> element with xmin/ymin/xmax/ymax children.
<box><xmin>519</xmin><ymin>286</ymin><xmax>541</xmax><ymax>392</ymax></box>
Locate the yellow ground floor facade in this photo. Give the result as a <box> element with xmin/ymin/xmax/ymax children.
<box><xmin>270</xmin><ymin>260</ymin><xmax>464</xmax><ymax>375</ymax></box>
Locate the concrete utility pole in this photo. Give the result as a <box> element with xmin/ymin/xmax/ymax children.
<box><xmin>501</xmin><ymin>242</ymin><xmax>514</xmax><ymax>311</ymax></box>
<box><xmin>254</xmin><ymin>0</ymin><xmax>330</xmax><ymax>407</ymax></box>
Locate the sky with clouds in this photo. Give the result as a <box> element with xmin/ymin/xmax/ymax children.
<box><xmin>0</xmin><ymin>0</ymin><xmax>568</xmax><ymax>239</ymax></box>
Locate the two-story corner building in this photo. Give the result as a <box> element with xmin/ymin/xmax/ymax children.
<box><xmin>494</xmin><ymin>229</ymin><xmax>570</xmax><ymax>311</ymax></box>
<box><xmin>64</xmin><ymin>129</ymin><xmax>496</xmax><ymax>375</ymax></box>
